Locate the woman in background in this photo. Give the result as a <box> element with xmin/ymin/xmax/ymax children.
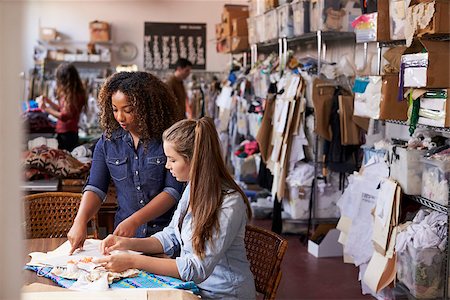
<box><xmin>38</xmin><ymin>62</ymin><xmax>86</xmax><ymax>151</ymax></box>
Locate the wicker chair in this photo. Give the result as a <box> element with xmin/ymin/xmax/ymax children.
<box><xmin>24</xmin><ymin>192</ymin><xmax>99</xmax><ymax>239</ymax></box>
<box><xmin>245</xmin><ymin>224</ymin><xmax>288</xmax><ymax>300</ymax></box>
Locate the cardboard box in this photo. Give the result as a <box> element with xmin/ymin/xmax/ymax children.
<box><xmin>414</xmin><ymin>0</ymin><xmax>450</xmax><ymax>37</ymax></box>
<box><xmin>379</xmin><ymin>74</ymin><xmax>408</xmax><ymax>121</ymax></box>
<box><xmin>216</xmin><ymin>37</ymin><xmax>231</xmax><ymax>53</ymax></box>
<box><xmin>232</xmin><ymin>18</ymin><xmax>248</xmax><ymax>37</ymax></box>
<box><xmin>376</xmin><ymin>0</ymin><xmax>391</xmax><ymax>41</ymax></box>
<box><xmin>39</xmin><ymin>28</ymin><xmax>57</xmax><ymax>41</ymax></box>
<box><xmin>215</xmin><ymin>23</ymin><xmax>224</xmax><ymax>40</ymax></box>
<box><xmin>231</xmin><ymin>36</ymin><xmax>249</xmax><ymax>53</ymax></box>
<box><xmin>308</xmin><ymin>226</ymin><xmax>343</xmax><ymax>258</ymax></box>
<box><xmin>265</xmin><ymin>0</ymin><xmax>278</xmax><ymax>11</ymax></box>
<box><xmin>89</xmin><ymin>20</ymin><xmax>110</xmax><ymax>42</ymax></box>
<box><xmin>402</xmin><ymin>39</ymin><xmax>450</xmax><ymax>88</ymax></box>
<box><xmin>222</xmin><ymin>5</ymin><xmax>249</xmax><ymax>24</ymax></box>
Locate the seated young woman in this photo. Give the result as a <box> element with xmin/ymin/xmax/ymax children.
<box><xmin>95</xmin><ymin>117</ymin><xmax>256</xmax><ymax>299</ymax></box>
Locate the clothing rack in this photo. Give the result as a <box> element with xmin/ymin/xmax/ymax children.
<box><xmin>250</xmin><ymin>31</ymin><xmax>356</xmax><ymax>234</ymax></box>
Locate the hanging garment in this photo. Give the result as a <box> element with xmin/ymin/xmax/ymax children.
<box><xmin>312</xmin><ymin>79</ymin><xmax>336</xmax><ymax>141</ymax></box>
<box><xmin>324</xmin><ymin>89</ymin><xmax>361</xmax><ymax>173</ymax></box>
<box><xmin>256</xmin><ymin>84</ymin><xmax>277</xmax><ymax>162</ymax></box>
<box><xmin>338</xmin><ymin>95</ymin><xmax>363</xmax><ymax>145</ymax></box>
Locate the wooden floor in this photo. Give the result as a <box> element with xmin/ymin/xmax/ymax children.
<box><xmin>252</xmin><ymin>219</ymin><xmax>372</xmax><ymax>300</ymax></box>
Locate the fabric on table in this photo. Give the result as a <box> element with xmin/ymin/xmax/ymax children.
<box><xmin>24</xmin><ymin>265</ymin><xmax>199</xmax><ymax>294</ymax></box>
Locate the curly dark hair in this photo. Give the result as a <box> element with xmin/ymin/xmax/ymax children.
<box><xmin>97</xmin><ymin>71</ymin><xmax>179</xmax><ymax>141</ymax></box>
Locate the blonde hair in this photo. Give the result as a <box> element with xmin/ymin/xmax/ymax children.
<box><xmin>163</xmin><ymin>117</ymin><xmax>252</xmax><ymax>258</ymax></box>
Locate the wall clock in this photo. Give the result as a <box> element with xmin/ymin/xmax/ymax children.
<box><xmin>118</xmin><ymin>42</ymin><xmax>138</xmax><ymax>61</ymax></box>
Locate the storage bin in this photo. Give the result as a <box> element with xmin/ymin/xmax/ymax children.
<box><xmin>291</xmin><ymin>0</ymin><xmax>310</xmax><ymax>36</ymax></box>
<box><xmin>283</xmin><ymin>185</ymin><xmax>311</xmax><ymax>219</ymax></box>
<box><xmin>310</xmin><ymin>0</ymin><xmax>360</xmax><ymax>32</ymax></box>
<box><xmin>254</xmin><ymin>14</ymin><xmax>266</xmax><ymax>43</ymax></box>
<box><xmin>389</xmin><ymin>146</ymin><xmax>426</xmax><ymax>195</ymax></box>
<box><xmin>247</xmin><ymin>17</ymin><xmax>257</xmax><ymax>45</ymax></box>
<box><xmin>397</xmin><ymin>243</ymin><xmax>445</xmax><ymax>299</ymax></box>
<box><xmin>277</xmin><ymin>3</ymin><xmax>294</xmax><ymax>38</ymax></box>
<box><xmin>231</xmin><ymin>154</ymin><xmax>259</xmax><ymax>183</ymax></box>
<box><xmin>421</xmin><ymin>157</ymin><xmax>450</xmax><ymax>205</ymax></box>
<box><xmin>248</xmin><ymin>0</ymin><xmax>266</xmax><ymax>17</ymax></box>
<box><xmin>361</xmin><ymin>146</ymin><xmax>386</xmax><ymax>166</ymax></box>
<box><xmin>264</xmin><ymin>9</ymin><xmax>278</xmax><ymax>41</ymax></box>
<box><xmin>389</xmin><ymin>0</ymin><xmax>406</xmax><ymax>40</ymax></box>
<box><xmin>284</xmin><ymin>173</ymin><xmax>340</xmax><ymax>220</ymax></box>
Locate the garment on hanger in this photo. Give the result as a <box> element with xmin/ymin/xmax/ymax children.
<box><xmin>256</xmin><ymin>83</ymin><xmax>277</xmax><ymax>162</ymax></box>
<box><xmin>312</xmin><ymin>78</ymin><xmax>336</xmax><ymax>141</ymax></box>
<box><xmin>324</xmin><ymin>88</ymin><xmax>361</xmax><ymax>173</ymax></box>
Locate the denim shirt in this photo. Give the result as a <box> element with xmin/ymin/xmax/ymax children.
<box><xmin>83</xmin><ymin>128</ymin><xmax>183</xmax><ymax>238</ymax></box>
<box><xmin>153</xmin><ymin>184</ymin><xmax>256</xmax><ymax>300</ymax></box>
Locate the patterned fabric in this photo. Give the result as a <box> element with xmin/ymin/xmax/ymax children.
<box><xmin>24</xmin><ymin>265</ymin><xmax>199</xmax><ymax>294</ymax></box>
<box><xmin>24</xmin><ymin>145</ymin><xmax>91</xmax><ymax>179</ymax></box>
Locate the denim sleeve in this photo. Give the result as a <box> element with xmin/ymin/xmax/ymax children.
<box><xmin>163</xmin><ymin>168</ymin><xmax>183</xmax><ymax>202</ymax></box>
<box><xmin>82</xmin><ymin>136</ymin><xmax>110</xmax><ymax>202</ymax></box>
<box><xmin>175</xmin><ymin>193</ymin><xmax>247</xmax><ymax>283</ymax></box>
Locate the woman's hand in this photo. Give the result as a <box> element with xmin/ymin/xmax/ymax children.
<box><xmin>100</xmin><ymin>234</ymin><xmax>131</xmax><ymax>255</ymax></box>
<box><xmin>67</xmin><ymin>221</ymin><xmax>88</xmax><ymax>255</ymax></box>
<box><xmin>94</xmin><ymin>254</ymin><xmax>135</xmax><ymax>273</ymax></box>
<box><xmin>113</xmin><ymin>216</ymin><xmax>140</xmax><ymax>237</ymax></box>
<box><xmin>36</xmin><ymin>95</ymin><xmax>47</xmax><ymax>111</ymax></box>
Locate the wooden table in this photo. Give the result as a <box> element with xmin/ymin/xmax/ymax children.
<box><xmin>23</xmin><ymin>238</ymin><xmax>200</xmax><ymax>299</ymax></box>
<box><xmin>23</xmin><ymin>238</ymin><xmax>67</xmax><ymax>286</ymax></box>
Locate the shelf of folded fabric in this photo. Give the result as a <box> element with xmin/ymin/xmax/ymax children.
<box><xmin>405</xmin><ymin>194</ymin><xmax>448</xmax><ymax>214</ymax></box>
<box><xmin>385</xmin><ymin>119</ymin><xmax>450</xmax><ymax>134</ymax></box>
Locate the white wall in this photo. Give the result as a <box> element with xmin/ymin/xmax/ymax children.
<box><xmin>17</xmin><ymin>0</ymin><xmax>246</xmax><ymax>73</ymax></box>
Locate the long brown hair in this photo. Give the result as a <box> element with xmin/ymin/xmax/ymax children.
<box><xmin>163</xmin><ymin>117</ymin><xmax>252</xmax><ymax>258</ymax></box>
<box><xmin>55</xmin><ymin>63</ymin><xmax>86</xmax><ymax>115</ymax></box>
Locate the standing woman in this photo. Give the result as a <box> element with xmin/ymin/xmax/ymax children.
<box><xmin>95</xmin><ymin>117</ymin><xmax>256</xmax><ymax>300</ymax></box>
<box><xmin>38</xmin><ymin>63</ymin><xmax>86</xmax><ymax>151</ymax></box>
<box><xmin>68</xmin><ymin>71</ymin><xmax>183</xmax><ymax>254</ymax></box>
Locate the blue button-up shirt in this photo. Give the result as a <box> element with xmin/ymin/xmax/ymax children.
<box><xmin>83</xmin><ymin>128</ymin><xmax>183</xmax><ymax>238</ymax></box>
<box><xmin>153</xmin><ymin>184</ymin><xmax>256</xmax><ymax>299</ymax></box>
